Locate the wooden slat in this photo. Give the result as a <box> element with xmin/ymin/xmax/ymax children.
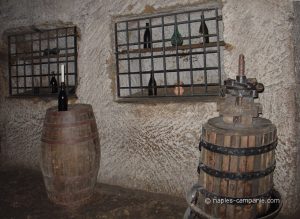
<box><xmin>236</xmin><ymin>136</ymin><xmax>248</xmax><ymax>199</ymax></box>
<box><xmin>205</xmin><ymin>131</ymin><xmax>217</xmax><ymax>215</ymax></box>
<box><xmin>235</xmin><ymin>206</ymin><xmax>243</xmax><ymax>218</ymax></box>
<box><xmin>227</xmin><ymin>135</ymin><xmax>239</xmax><ymax>218</ymax></box>
<box><xmin>253</xmin><ymin>134</ymin><xmax>262</xmax><ymax>197</ymax></box>
<box><xmin>244</xmin><ymin>135</ymin><xmax>256</xmax><ymax>218</ymax></box>
<box><xmin>260</xmin><ymin>134</ymin><xmax>268</xmax><ymax>194</ymax></box>
<box><xmin>213</xmin><ymin>133</ymin><xmax>224</xmax><ymax>217</ymax></box>
<box><xmin>118</xmin><ymin>41</ymin><xmax>226</xmax><ymax>54</ymax></box>
<box><xmin>219</xmin><ymin>135</ymin><xmax>230</xmax><ymax>218</ymax></box>
<box><xmin>199</xmin><ymin>148</ymin><xmax>206</xmax><ymax>190</ymax></box>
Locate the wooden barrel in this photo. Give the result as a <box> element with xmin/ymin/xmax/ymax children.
<box><xmin>197</xmin><ymin>116</ymin><xmax>277</xmax><ymax>219</ymax></box>
<box><xmin>40</xmin><ymin>104</ymin><xmax>100</xmax><ymax>207</ymax></box>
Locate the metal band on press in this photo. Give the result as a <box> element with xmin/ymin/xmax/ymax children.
<box><xmin>197</xmin><ymin>162</ymin><xmax>276</xmax><ymax>180</ymax></box>
<box><xmin>199</xmin><ymin>138</ymin><xmax>277</xmax><ymax>156</ymax></box>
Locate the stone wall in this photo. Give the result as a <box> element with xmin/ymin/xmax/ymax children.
<box><xmin>222</xmin><ymin>0</ymin><xmax>298</xmax><ymax>214</ymax></box>
<box><xmin>0</xmin><ymin>0</ymin><xmax>299</xmax><ymax>215</ymax></box>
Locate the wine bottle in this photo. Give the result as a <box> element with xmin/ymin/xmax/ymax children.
<box><xmin>148</xmin><ymin>72</ymin><xmax>157</xmax><ymax>96</ymax></box>
<box><xmin>58</xmin><ymin>82</ymin><xmax>68</xmax><ymax>111</ymax></box>
<box><xmin>50</xmin><ymin>48</ymin><xmax>60</xmax><ymax>55</ymax></box>
<box><xmin>43</xmin><ymin>48</ymin><xmax>50</xmax><ymax>56</ymax></box>
<box><xmin>58</xmin><ymin>64</ymin><xmax>68</xmax><ymax>111</ymax></box>
<box><xmin>199</xmin><ymin>14</ymin><xmax>209</xmax><ymax>43</ymax></box>
<box><xmin>171</xmin><ymin>24</ymin><xmax>183</xmax><ymax>46</ymax></box>
<box><xmin>143</xmin><ymin>23</ymin><xmax>151</xmax><ymax>49</ymax></box>
<box><xmin>50</xmin><ymin>71</ymin><xmax>58</xmax><ymax>93</ymax></box>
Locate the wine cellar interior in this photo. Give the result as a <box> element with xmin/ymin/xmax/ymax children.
<box><xmin>1</xmin><ymin>0</ymin><xmax>300</xmax><ymax>219</ymax></box>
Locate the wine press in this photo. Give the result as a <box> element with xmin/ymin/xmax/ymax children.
<box><xmin>185</xmin><ymin>55</ymin><xmax>282</xmax><ymax>219</ymax></box>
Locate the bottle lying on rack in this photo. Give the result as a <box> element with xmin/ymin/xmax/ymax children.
<box><xmin>43</xmin><ymin>48</ymin><xmax>60</xmax><ymax>56</ymax></box>
<box><xmin>50</xmin><ymin>48</ymin><xmax>60</xmax><ymax>55</ymax></box>
<box><xmin>148</xmin><ymin>72</ymin><xmax>157</xmax><ymax>96</ymax></box>
<box><xmin>50</xmin><ymin>71</ymin><xmax>58</xmax><ymax>93</ymax></box>
<box><xmin>199</xmin><ymin>14</ymin><xmax>209</xmax><ymax>43</ymax></box>
<box><xmin>143</xmin><ymin>23</ymin><xmax>152</xmax><ymax>49</ymax></box>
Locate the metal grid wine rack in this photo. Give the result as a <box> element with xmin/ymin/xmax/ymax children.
<box><xmin>8</xmin><ymin>26</ymin><xmax>78</xmax><ymax>97</ymax></box>
<box><xmin>115</xmin><ymin>7</ymin><xmax>224</xmax><ymax>99</ymax></box>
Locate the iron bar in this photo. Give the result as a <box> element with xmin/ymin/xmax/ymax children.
<box><xmin>118</xmin><ymin>67</ymin><xmax>218</xmax><ymax>75</ymax></box>
<box><xmin>162</xmin><ymin>16</ymin><xmax>167</xmax><ymax>95</ymax></box>
<box><xmin>216</xmin><ymin>9</ymin><xmax>221</xmax><ymax>87</ymax></box>
<box><xmin>188</xmin><ymin>12</ymin><xmax>194</xmax><ymax>95</ymax></box>
<box><xmin>137</xmin><ymin>20</ymin><xmax>143</xmax><ymax>96</ymax></box>
<box><xmin>126</xmin><ymin>21</ymin><xmax>132</xmax><ymax>96</ymax></box>
<box><xmin>201</xmin><ymin>10</ymin><xmax>208</xmax><ymax>93</ymax></box>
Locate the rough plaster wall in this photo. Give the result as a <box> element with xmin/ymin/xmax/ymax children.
<box><xmin>293</xmin><ymin>1</ymin><xmax>300</xmax><ymax>212</ymax></box>
<box><xmin>222</xmin><ymin>0</ymin><xmax>299</xmax><ymax>214</ymax></box>
<box><xmin>0</xmin><ymin>0</ymin><xmax>299</xmax><ymax>215</ymax></box>
<box><xmin>0</xmin><ymin>0</ymin><xmax>219</xmax><ymax>196</ymax></box>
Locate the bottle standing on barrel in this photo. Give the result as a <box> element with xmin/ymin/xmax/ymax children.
<box><xmin>199</xmin><ymin>14</ymin><xmax>209</xmax><ymax>43</ymax></box>
<box><xmin>50</xmin><ymin>71</ymin><xmax>58</xmax><ymax>93</ymax></box>
<box><xmin>143</xmin><ymin>23</ymin><xmax>151</xmax><ymax>49</ymax></box>
<box><xmin>58</xmin><ymin>64</ymin><xmax>68</xmax><ymax>111</ymax></box>
<box><xmin>148</xmin><ymin>71</ymin><xmax>157</xmax><ymax>96</ymax></box>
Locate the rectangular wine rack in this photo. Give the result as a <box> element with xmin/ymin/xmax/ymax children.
<box><xmin>114</xmin><ymin>7</ymin><xmax>224</xmax><ymax>99</ymax></box>
<box><xmin>8</xmin><ymin>26</ymin><xmax>77</xmax><ymax>97</ymax></box>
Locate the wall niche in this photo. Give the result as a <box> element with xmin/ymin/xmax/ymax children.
<box><xmin>7</xmin><ymin>25</ymin><xmax>78</xmax><ymax>97</ymax></box>
<box><xmin>114</xmin><ymin>7</ymin><xmax>225</xmax><ymax>101</ymax></box>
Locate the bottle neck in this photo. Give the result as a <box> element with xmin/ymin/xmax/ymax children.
<box><xmin>174</xmin><ymin>25</ymin><xmax>178</xmax><ymax>32</ymax></box>
<box><xmin>60</xmin><ymin>82</ymin><xmax>66</xmax><ymax>89</ymax></box>
<box><xmin>201</xmin><ymin>15</ymin><xmax>205</xmax><ymax>24</ymax></box>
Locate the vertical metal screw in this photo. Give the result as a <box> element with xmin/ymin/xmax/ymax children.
<box><xmin>238</xmin><ymin>54</ymin><xmax>245</xmax><ymax>76</ymax></box>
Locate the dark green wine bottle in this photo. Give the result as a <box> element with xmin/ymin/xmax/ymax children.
<box><xmin>143</xmin><ymin>23</ymin><xmax>152</xmax><ymax>49</ymax></box>
<box><xmin>199</xmin><ymin>14</ymin><xmax>209</xmax><ymax>43</ymax></box>
<box><xmin>171</xmin><ymin>24</ymin><xmax>183</xmax><ymax>47</ymax></box>
<box><xmin>148</xmin><ymin>72</ymin><xmax>157</xmax><ymax>96</ymax></box>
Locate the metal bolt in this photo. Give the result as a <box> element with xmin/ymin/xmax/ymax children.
<box><xmin>238</xmin><ymin>54</ymin><xmax>245</xmax><ymax>76</ymax></box>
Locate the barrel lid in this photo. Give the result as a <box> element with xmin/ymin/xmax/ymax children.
<box><xmin>206</xmin><ymin>117</ymin><xmax>276</xmax><ymax>135</ymax></box>
<box><xmin>46</xmin><ymin>104</ymin><xmax>93</xmax><ymax>115</ymax></box>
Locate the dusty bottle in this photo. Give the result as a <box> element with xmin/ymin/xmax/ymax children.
<box><xmin>171</xmin><ymin>24</ymin><xmax>183</xmax><ymax>46</ymax></box>
<box><xmin>148</xmin><ymin>72</ymin><xmax>157</xmax><ymax>96</ymax></box>
<box><xmin>50</xmin><ymin>71</ymin><xmax>58</xmax><ymax>93</ymax></box>
<box><xmin>143</xmin><ymin>23</ymin><xmax>152</xmax><ymax>49</ymax></box>
<box><xmin>58</xmin><ymin>82</ymin><xmax>68</xmax><ymax>111</ymax></box>
<box><xmin>199</xmin><ymin>14</ymin><xmax>209</xmax><ymax>43</ymax></box>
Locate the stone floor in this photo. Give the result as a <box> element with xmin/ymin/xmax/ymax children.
<box><xmin>0</xmin><ymin>166</ymin><xmax>298</xmax><ymax>219</ymax></box>
<box><xmin>0</xmin><ymin>166</ymin><xmax>186</xmax><ymax>219</ymax></box>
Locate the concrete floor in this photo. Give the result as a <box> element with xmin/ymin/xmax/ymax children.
<box><xmin>0</xmin><ymin>166</ymin><xmax>298</xmax><ymax>219</ymax></box>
